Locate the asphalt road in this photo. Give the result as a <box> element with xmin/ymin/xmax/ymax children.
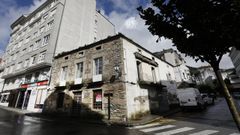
<box><xmin>0</xmin><ymin>109</ymin><xmax>143</xmax><ymax>135</ymax></box>
<box><xmin>168</xmin><ymin>97</ymin><xmax>240</xmax><ymax>129</ymax></box>
<box><xmin>128</xmin><ymin>98</ymin><xmax>240</xmax><ymax>135</ymax></box>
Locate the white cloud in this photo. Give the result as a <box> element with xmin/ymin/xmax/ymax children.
<box><xmin>99</xmin><ymin>1</ymin><xmax>234</xmax><ymax>69</ymax></box>
<box><xmin>0</xmin><ymin>0</ymin><xmax>46</xmax><ymax>53</ymax></box>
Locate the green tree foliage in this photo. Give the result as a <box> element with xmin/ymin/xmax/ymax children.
<box><xmin>138</xmin><ymin>0</ymin><xmax>240</xmax><ymax>130</ymax></box>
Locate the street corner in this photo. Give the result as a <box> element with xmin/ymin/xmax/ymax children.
<box><xmin>151</xmin><ymin>117</ymin><xmax>176</xmax><ymax>125</ymax></box>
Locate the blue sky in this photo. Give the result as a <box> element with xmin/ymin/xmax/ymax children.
<box><xmin>0</xmin><ymin>0</ymin><xmax>234</xmax><ymax>68</ymax></box>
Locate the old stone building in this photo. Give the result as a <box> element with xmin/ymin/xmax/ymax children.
<box><xmin>44</xmin><ymin>34</ymin><xmax>177</xmax><ymax>121</ymax></box>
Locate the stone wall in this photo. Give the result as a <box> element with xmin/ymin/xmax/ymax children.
<box><xmin>44</xmin><ymin>38</ymin><xmax>127</xmax><ymax>120</ymax></box>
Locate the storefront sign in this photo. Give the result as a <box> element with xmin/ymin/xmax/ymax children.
<box><xmin>21</xmin><ymin>80</ymin><xmax>49</xmax><ymax>88</ymax></box>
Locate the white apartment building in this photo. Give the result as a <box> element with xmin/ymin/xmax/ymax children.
<box><xmin>0</xmin><ymin>0</ymin><xmax>115</xmax><ymax>112</ymax></box>
<box><xmin>154</xmin><ymin>49</ymin><xmax>191</xmax><ymax>83</ymax></box>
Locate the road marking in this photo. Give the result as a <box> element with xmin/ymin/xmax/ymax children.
<box><xmin>23</xmin><ymin>122</ymin><xmax>32</xmax><ymax>125</ymax></box>
<box><xmin>129</xmin><ymin>123</ymin><xmax>161</xmax><ymax>129</ymax></box>
<box><xmin>189</xmin><ymin>130</ymin><xmax>219</xmax><ymax>135</ymax></box>
<box><xmin>155</xmin><ymin>127</ymin><xmax>195</xmax><ymax>135</ymax></box>
<box><xmin>140</xmin><ymin>125</ymin><xmax>175</xmax><ymax>132</ymax></box>
<box><xmin>229</xmin><ymin>133</ymin><xmax>240</xmax><ymax>135</ymax></box>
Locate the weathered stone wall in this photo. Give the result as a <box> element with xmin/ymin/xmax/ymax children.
<box><xmin>45</xmin><ymin>38</ymin><xmax>127</xmax><ymax>121</ymax></box>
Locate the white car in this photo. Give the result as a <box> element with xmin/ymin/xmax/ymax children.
<box><xmin>177</xmin><ymin>88</ymin><xmax>206</xmax><ymax>110</ymax></box>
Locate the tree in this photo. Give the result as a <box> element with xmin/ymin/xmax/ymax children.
<box><xmin>138</xmin><ymin>0</ymin><xmax>240</xmax><ymax>130</ymax></box>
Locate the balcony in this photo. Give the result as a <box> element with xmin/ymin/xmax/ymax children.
<box><xmin>1</xmin><ymin>62</ymin><xmax>51</xmax><ymax>79</ymax></box>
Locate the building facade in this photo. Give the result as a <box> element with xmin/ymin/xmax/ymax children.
<box><xmin>44</xmin><ymin>34</ymin><xmax>177</xmax><ymax>121</ymax></box>
<box><xmin>154</xmin><ymin>49</ymin><xmax>191</xmax><ymax>83</ymax></box>
<box><xmin>0</xmin><ymin>0</ymin><xmax>115</xmax><ymax>112</ymax></box>
<box><xmin>230</xmin><ymin>47</ymin><xmax>240</xmax><ymax>77</ymax></box>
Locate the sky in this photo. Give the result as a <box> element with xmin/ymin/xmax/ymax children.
<box><xmin>0</xmin><ymin>0</ymin><xmax>234</xmax><ymax>69</ymax></box>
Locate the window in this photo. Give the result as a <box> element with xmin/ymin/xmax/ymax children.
<box><xmin>94</xmin><ymin>57</ymin><xmax>103</xmax><ymax>75</ymax></box>
<box><xmin>25</xmin><ymin>74</ymin><xmax>32</xmax><ymax>83</ymax></box>
<box><xmin>43</xmin><ymin>13</ymin><xmax>48</xmax><ymax>20</ymax></box>
<box><xmin>151</xmin><ymin>67</ymin><xmax>156</xmax><ymax>83</ymax></box>
<box><xmin>25</xmin><ymin>36</ymin><xmax>30</xmax><ymax>44</ymax></box>
<box><xmin>30</xmin><ymin>55</ymin><xmax>37</xmax><ymax>65</ymax></box>
<box><xmin>50</xmin><ymin>8</ymin><xmax>57</xmax><ymax>17</ymax></box>
<box><xmin>35</xmin><ymin>89</ymin><xmax>47</xmax><ymax>108</ymax></box>
<box><xmin>96</xmin><ymin>46</ymin><xmax>102</xmax><ymax>50</ymax></box>
<box><xmin>47</xmin><ymin>20</ymin><xmax>54</xmax><ymax>31</ymax></box>
<box><xmin>34</xmin><ymin>72</ymin><xmax>40</xmax><ymax>82</ymax></box>
<box><xmin>16</xmin><ymin>62</ymin><xmax>22</xmax><ymax>70</ymax></box>
<box><xmin>76</xmin><ymin>62</ymin><xmax>83</xmax><ymax>78</ymax></box>
<box><xmin>24</xmin><ymin>59</ymin><xmax>29</xmax><ymax>67</ymax></box>
<box><xmin>40</xmin><ymin>26</ymin><xmax>45</xmax><ymax>33</ymax></box>
<box><xmin>93</xmin><ymin>90</ymin><xmax>102</xmax><ymax>109</ymax></box>
<box><xmin>34</xmin><ymin>39</ymin><xmax>41</xmax><ymax>50</ymax></box>
<box><xmin>13</xmin><ymin>52</ymin><xmax>18</xmax><ymax>61</ymax></box>
<box><xmin>42</xmin><ymin>34</ymin><xmax>50</xmax><ymax>46</ymax></box>
<box><xmin>18</xmin><ymin>40</ymin><xmax>23</xmax><ymax>48</ymax></box>
<box><xmin>60</xmin><ymin>66</ymin><xmax>68</xmax><ymax>81</ymax></box>
<box><xmin>33</xmin><ymin>31</ymin><xmax>38</xmax><ymax>38</ymax></box>
<box><xmin>38</xmin><ymin>51</ymin><xmax>46</xmax><ymax>62</ymax></box>
<box><xmin>166</xmin><ymin>73</ymin><xmax>172</xmax><ymax>81</ymax></box>
<box><xmin>136</xmin><ymin>61</ymin><xmax>142</xmax><ymax>80</ymax></box>
<box><xmin>29</xmin><ymin>45</ymin><xmax>33</xmax><ymax>52</ymax></box>
<box><xmin>21</xmin><ymin>48</ymin><xmax>26</xmax><ymax>56</ymax></box>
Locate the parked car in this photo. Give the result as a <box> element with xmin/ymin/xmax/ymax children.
<box><xmin>177</xmin><ymin>88</ymin><xmax>205</xmax><ymax>110</ymax></box>
<box><xmin>201</xmin><ymin>93</ymin><xmax>215</xmax><ymax>105</ymax></box>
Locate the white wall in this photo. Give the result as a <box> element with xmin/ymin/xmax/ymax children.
<box><xmin>122</xmin><ymin>38</ymin><xmax>177</xmax><ymax>118</ymax></box>
<box><xmin>56</xmin><ymin>0</ymin><xmax>96</xmax><ymax>55</ymax></box>
<box><xmin>95</xmin><ymin>12</ymin><xmax>115</xmax><ymax>41</ymax></box>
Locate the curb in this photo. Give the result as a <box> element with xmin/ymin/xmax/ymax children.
<box><xmin>0</xmin><ymin>105</ymin><xmax>30</xmax><ymax>114</ymax></box>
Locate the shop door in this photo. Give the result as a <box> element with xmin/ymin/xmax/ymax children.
<box><xmin>72</xmin><ymin>92</ymin><xmax>82</xmax><ymax>114</ymax></box>
<box><xmin>16</xmin><ymin>91</ymin><xmax>26</xmax><ymax>109</ymax></box>
<box><xmin>23</xmin><ymin>90</ymin><xmax>31</xmax><ymax>109</ymax></box>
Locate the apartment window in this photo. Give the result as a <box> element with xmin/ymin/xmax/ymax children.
<box><xmin>34</xmin><ymin>39</ymin><xmax>41</xmax><ymax>50</ymax></box>
<box><xmin>33</xmin><ymin>31</ymin><xmax>38</xmax><ymax>38</ymax></box>
<box><xmin>34</xmin><ymin>72</ymin><xmax>40</xmax><ymax>82</ymax></box>
<box><xmin>43</xmin><ymin>13</ymin><xmax>48</xmax><ymax>20</ymax></box>
<box><xmin>31</xmin><ymin>55</ymin><xmax>37</xmax><ymax>65</ymax></box>
<box><xmin>94</xmin><ymin>57</ymin><xmax>103</xmax><ymax>75</ymax></box>
<box><xmin>42</xmin><ymin>34</ymin><xmax>50</xmax><ymax>46</ymax></box>
<box><xmin>29</xmin><ymin>45</ymin><xmax>33</xmax><ymax>52</ymax></box>
<box><xmin>40</xmin><ymin>26</ymin><xmax>45</xmax><ymax>33</ymax></box>
<box><xmin>18</xmin><ymin>40</ymin><xmax>23</xmax><ymax>48</ymax></box>
<box><xmin>25</xmin><ymin>74</ymin><xmax>32</xmax><ymax>83</ymax></box>
<box><xmin>25</xmin><ymin>36</ymin><xmax>30</xmax><ymax>44</ymax></box>
<box><xmin>47</xmin><ymin>20</ymin><xmax>54</xmax><ymax>30</ymax></box>
<box><xmin>17</xmin><ymin>62</ymin><xmax>22</xmax><ymax>70</ymax></box>
<box><xmin>38</xmin><ymin>51</ymin><xmax>46</xmax><ymax>63</ymax></box>
<box><xmin>60</xmin><ymin>66</ymin><xmax>68</xmax><ymax>81</ymax></box>
<box><xmin>76</xmin><ymin>62</ymin><xmax>83</xmax><ymax>78</ymax></box>
<box><xmin>24</xmin><ymin>59</ymin><xmax>29</xmax><ymax>67</ymax></box>
<box><xmin>21</xmin><ymin>48</ymin><xmax>26</xmax><ymax>56</ymax></box>
<box><xmin>93</xmin><ymin>90</ymin><xmax>102</xmax><ymax>109</ymax></box>
<box><xmin>50</xmin><ymin>8</ymin><xmax>57</xmax><ymax>17</ymax></box>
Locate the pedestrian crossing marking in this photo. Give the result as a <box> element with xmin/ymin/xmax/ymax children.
<box><xmin>140</xmin><ymin>125</ymin><xmax>176</xmax><ymax>132</ymax></box>
<box><xmin>129</xmin><ymin>123</ymin><xmax>161</xmax><ymax>129</ymax></box>
<box><xmin>189</xmin><ymin>130</ymin><xmax>219</xmax><ymax>135</ymax></box>
<box><xmin>155</xmin><ymin>127</ymin><xmax>195</xmax><ymax>135</ymax></box>
<box><xmin>229</xmin><ymin>133</ymin><xmax>240</xmax><ymax>135</ymax></box>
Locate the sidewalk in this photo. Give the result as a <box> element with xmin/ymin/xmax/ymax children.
<box><xmin>0</xmin><ymin>105</ymin><xmax>30</xmax><ymax>114</ymax></box>
<box><xmin>0</xmin><ymin>104</ymin><xmax>180</xmax><ymax>127</ymax></box>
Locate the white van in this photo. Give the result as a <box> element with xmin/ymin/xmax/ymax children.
<box><xmin>177</xmin><ymin>88</ymin><xmax>205</xmax><ymax>110</ymax></box>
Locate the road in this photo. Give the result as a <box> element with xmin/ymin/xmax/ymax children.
<box><xmin>129</xmin><ymin>97</ymin><xmax>240</xmax><ymax>135</ymax></box>
<box><xmin>0</xmin><ymin>108</ymin><xmax>143</xmax><ymax>135</ymax></box>
<box><xmin>0</xmin><ymin>98</ymin><xmax>239</xmax><ymax>135</ymax></box>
